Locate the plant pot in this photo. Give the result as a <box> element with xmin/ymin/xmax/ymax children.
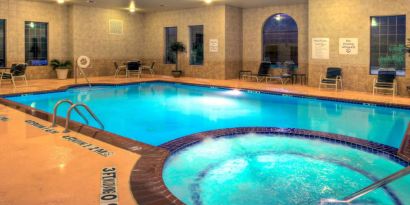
<box><xmin>172</xmin><ymin>70</ymin><xmax>183</xmax><ymax>78</ymax></box>
<box><xmin>56</xmin><ymin>69</ymin><xmax>69</xmax><ymax>80</ymax></box>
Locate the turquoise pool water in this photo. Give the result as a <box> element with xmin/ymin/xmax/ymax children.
<box><xmin>5</xmin><ymin>82</ymin><xmax>410</xmax><ymax>147</ymax></box>
<box><xmin>163</xmin><ymin>134</ymin><xmax>410</xmax><ymax>205</ymax></box>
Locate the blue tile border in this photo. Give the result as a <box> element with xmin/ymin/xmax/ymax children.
<box><xmin>1</xmin><ymin>79</ymin><xmax>410</xmax><ymax>110</ymax></box>
<box><xmin>160</xmin><ymin>127</ymin><xmax>409</xmax><ymax>167</ymax></box>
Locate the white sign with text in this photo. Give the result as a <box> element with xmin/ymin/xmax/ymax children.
<box><xmin>209</xmin><ymin>39</ymin><xmax>219</xmax><ymax>52</ymax></box>
<box><xmin>312</xmin><ymin>38</ymin><xmax>330</xmax><ymax>59</ymax></box>
<box><xmin>339</xmin><ymin>38</ymin><xmax>358</xmax><ymax>55</ymax></box>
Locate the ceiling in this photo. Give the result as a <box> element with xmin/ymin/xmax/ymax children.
<box><xmin>31</xmin><ymin>0</ymin><xmax>307</xmax><ymax>12</ymax></box>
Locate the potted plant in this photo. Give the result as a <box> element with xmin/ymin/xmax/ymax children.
<box><xmin>170</xmin><ymin>42</ymin><xmax>186</xmax><ymax>77</ymax></box>
<box><xmin>378</xmin><ymin>44</ymin><xmax>406</xmax><ymax>73</ymax></box>
<box><xmin>50</xmin><ymin>59</ymin><xmax>73</xmax><ymax>80</ymax></box>
<box><xmin>406</xmin><ymin>38</ymin><xmax>410</xmax><ymax>54</ymax></box>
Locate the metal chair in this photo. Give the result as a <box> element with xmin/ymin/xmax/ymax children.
<box><xmin>319</xmin><ymin>67</ymin><xmax>343</xmax><ymax>91</ymax></box>
<box><xmin>140</xmin><ymin>62</ymin><xmax>155</xmax><ymax>77</ymax></box>
<box><xmin>373</xmin><ymin>69</ymin><xmax>397</xmax><ymax>96</ymax></box>
<box><xmin>126</xmin><ymin>61</ymin><xmax>141</xmax><ymax>78</ymax></box>
<box><xmin>114</xmin><ymin>62</ymin><xmax>127</xmax><ymax>78</ymax></box>
<box><xmin>241</xmin><ymin>62</ymin><xmax>271</xmax><ymax>82</ymax></box>
<box><xmin>0</xmin><ymin>64</ymin><xmax>28</xmax><ymax>88</ymax></box>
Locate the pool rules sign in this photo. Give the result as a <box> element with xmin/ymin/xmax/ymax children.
<box><xmin>100</xmin><ymin>167</ymin><xmax>119</xmax><ymax>205</ymax></box>
<box><xmin>339</xmin><ymin>38</ymin><xmax>358</xmax><ymax>55</ymax></box>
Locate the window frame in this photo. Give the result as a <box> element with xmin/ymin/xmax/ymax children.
<box><xmin>0</xmin><ymin>19</ymin><xmax>6</xmax><ymax>68</ymax></box>
<box><xmin>262</xmin><ymin>13</ymin><xmax>299</xmax><ymax>65</ymax></box>
<box><xmin>24</xmin><ymin>21</ymin><xmax>49</xmax><ymax>66</ymax></box>
<box><xmin>369</xmin><ymin>15</ymin><xmax>406</xmax><ymax>76</ymax></box>
<box><xmin>164</xmin><ymin>27</ymin><xmax>178</xmax><ymax>65</ymax></box>
<box><xmin>189</xmin><ymin>25</ymin><xmax>204</xmax><ymax>66</ymax></box>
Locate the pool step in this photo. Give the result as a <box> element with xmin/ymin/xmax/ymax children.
<box><xmin>399</xmin><ymin>123</ymin><xmax>410</xmax><ymax>161</ymax></box>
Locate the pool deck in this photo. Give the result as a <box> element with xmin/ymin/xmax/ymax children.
<box><xmin>1</xmin><ymin>74</ymin><xmax>410</xmax><ymax>205</ymax></box>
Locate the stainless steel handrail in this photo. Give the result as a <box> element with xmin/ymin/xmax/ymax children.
<box><xmin>321</xmin><ymin>166</ymin><xmax>410</xmax><ymax>204</ymax></box>
<box><xmin>63</xmin><ymin>103</ymin><xmax>104</xmax><ymax>133</ymax></box>
<box><xmin>51</xmin><ymin>99</ymin><xmax>89</xmax><ymax>127</ymax></box>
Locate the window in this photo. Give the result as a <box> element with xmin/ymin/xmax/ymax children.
<box><xmin>25</xmin><ymin>21</ymin><xmax>48</xmax><ymax>66</ymax></box>
<box><xmin>165</xmin><ymin>27</ymin><xmax>177</xmax><ymax>64</ymax></box>
<box><xmin>370</xmin><ymin>15</ymin><xmax>406</xmax><ymax>76</ymax></box>
<box><xmin>263</xmin><ymin>14</ymin><xmax>298</xmax><ymax>66</ymax></box>
<box><xmin>0</xmin><ymin>19</ymin><xmax>5</xmax><ymax>67</ymax></box>
<box><xmin>189</xmin><ymin>25</ymin><xmax>204</xmax><ymax>65</ymax></box>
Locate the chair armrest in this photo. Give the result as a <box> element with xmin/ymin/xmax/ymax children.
<box><xmin>322</xmin><ymin>77</ymin><xmax>337</xmax><ymax>81</ymax></box>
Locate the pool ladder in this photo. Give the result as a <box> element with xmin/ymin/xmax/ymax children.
<box><xmin>321</xmin><ymin>166</ymin><xmax>410</xmax><ymax>204</ymax></box>
<box><xmin>51</xmin><ymin>99</ymin><xmax>104</xmax><ymax>133</ymax></box>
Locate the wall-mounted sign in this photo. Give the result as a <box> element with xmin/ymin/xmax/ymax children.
<box><xmin>62</xmin><ymin>136</ymin><xmax>114</xmax><ymax>157</ymax></box>
<box><xmin>339</xmin><ymin>38</ymin><xmax>358</xmax><ymax>55</ymax></box>
<box><xmin>25</xmin><ymin>120</ymin><xmax>59</xmax><ymax>134</ymax></box>
<box><xmin>209</xmin><ymin>39</ymin><xmax>218</xmax><ymax>52</ymax></box>
<box><xmin>312</xmin><ymin>38</ymin><xmax>330</xmax><ymax>59</ymax></box>
<box><xmin>100</xmin><ymin>167</ymin><xmax>119</xmax><ymax>205</ymax></box>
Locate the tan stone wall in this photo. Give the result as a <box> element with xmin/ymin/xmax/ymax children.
<box><xmin>242</xmin><ymin>3</ymin><xmax>309</xmax><ymax>75</ymax></box>
<box><xmin>308</xmin><ymin>0</ymin><xmax>410</xmax><ymax>95</ymax></box>
<box><xmin>225</xmin><ymin>6</ymin><xmax>243</xmax><ymax>79</ymax></box>
<box><xmin>0</xmin><ymin>0</ymin><xmax>69</xmax><ymax>79</ymax></box>
<box><xmin>70</xmin><ymin>5</ymin><xmax>144</xmax><ymax>77</ymax></box>
<box><xmin>142</xmin><ymin>5</ymin><xmax>226</xmax><ymax>79</ymax></box>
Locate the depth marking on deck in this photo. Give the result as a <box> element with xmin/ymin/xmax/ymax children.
<box><xmin>100</xmin><ymin>167</ymin><xmax>119</xmax><ymax>205</ymax></box>
<box><xmin>62</xmin><ymin>136</ymin><xmax>114</xmax><ymax>157</ymax></box>
<box><xmin>25</xmin><ymin>120</ymin><xmax>59</xmax><ymax>134</ymax></box>
<box><xmin>0</xmin><ymin>115</ymin><xmax>9</xmax><ymax>122</ymax></box>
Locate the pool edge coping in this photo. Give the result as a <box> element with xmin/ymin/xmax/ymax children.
<box><xmin>154</xmin><ymin>127</ymin><xmax>409</xmax><ymax>205</ymax></box>
<box><xmin>1</xmin><ymin>79</ymin><xmax>410</xmax><ymax>110</ymax></box>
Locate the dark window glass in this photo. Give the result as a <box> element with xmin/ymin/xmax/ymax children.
<box><xmin>0</xmin><ymin>20</ymin><xmax>5</xmax><ymax>67</ymax></box>
<box><xmin>263</xmin><ymin>14</ymin><xmax>298</xmax><ymax>66</ymax></box>
<box><xmin>165</xmin><ymin>27</ymin><xmax>177</xmax><ymax>64</ymax></box>
<box><xmin>370</xmin><ymin>15</ymin><xmax>406</xmax><ymax>76</ymax></box>
<box><xmin>189</xmin><ymin>25</ymin><xmax>204</xmax><ymax>65</ymax></box>
<box><xmin>25</xmin><ymin>21</ymin><xmax>48</xmax><ymax>66</ymax></box>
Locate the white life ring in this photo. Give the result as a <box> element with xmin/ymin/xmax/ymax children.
<box><xmin>77</xmin><ymin>56</ymin><xmax>91</xmax><ymax>69</ymax></box>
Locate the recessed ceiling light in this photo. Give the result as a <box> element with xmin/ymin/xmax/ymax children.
<box><xmin>57</xmin><ymin>0</ymin><xmax>65</xmax><ymax>4</ymax></box>
<box><xmin>205</xmin><ymin>0</ymin><xmax>212</xmax><ymax>4</ymax></box>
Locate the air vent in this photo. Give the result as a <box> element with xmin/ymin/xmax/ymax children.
<box><xmin>109</xmin><ymin>19</ymin><xmax>123</xmax><ymax>35</ymax></box>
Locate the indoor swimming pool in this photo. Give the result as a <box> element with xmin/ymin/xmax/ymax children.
<box><xmin>4</xmin><ymin>81</ymin><xmax>410</xmax><ymax>147</ymax></box>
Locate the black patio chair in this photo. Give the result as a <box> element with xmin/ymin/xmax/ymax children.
<box><xmin>126</xmin><ymin>61</ymin><xmax>142</xmax><ymax>78</ymax></box>
<box><xmin>0</xmin><ymin>64</ymin><xmax>28</xmax><ymax>88</ymax></box>
<box><xmin>373</xmin><ymin>69</ymin><xmax>397</xmax><ymax>96</ymax></box>
<box><xmin>319</xmin><ymin>67</ymin><xmax>343</xmax><ymax>91</ymax></box>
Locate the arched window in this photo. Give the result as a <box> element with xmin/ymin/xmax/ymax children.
<box><xmin>263</xmin><ymin>14</ymin><xmax>298</xmax><ymax>66</ymax></box>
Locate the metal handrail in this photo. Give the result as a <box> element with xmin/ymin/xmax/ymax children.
<box><xmin>63</xmin><ymin>103</ymin><xmax>104</xmax><ymax>133</ymax></box>
<box><xmin>51</xmin><ymin>99</ymin><xmax>89</xmax><ymax>127</ymax></box>
<box><xmin>321</xmin><ymin>166</ymin><xmax>410</xmax><ymax>204</ymax></box>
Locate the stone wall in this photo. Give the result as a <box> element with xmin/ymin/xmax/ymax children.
<box><xmin>308</xmin><ymin>0</ymin><xmax>410</xmax><ymax>94</ymax></box>
<box><xmin>242</xmin><ymin>3</ymin><xmax>309</xmax><ymax>75</ymax></box>
<box><xmin>70</xmin><ymin>5</ymin><xmax>144</xmax><ymax>77</ymax></box>
<box><xmin>225</xmin><ymin>6</ymin><xmax>243</xmax><ymax>79</ymax></box>
<box><xmin>1</xmin><ymin>0</ymin><xmax>410</xmax><ymax>96</ymax></box>
<box><xmin>142</xmin><ymin>5</ymin><xmax>226</xmax><ymax>79</ymax></box>
<box><xmin>0</xmin><ymin>0</ymin><xmax>69</xmax><ymax>79</ymax></box>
